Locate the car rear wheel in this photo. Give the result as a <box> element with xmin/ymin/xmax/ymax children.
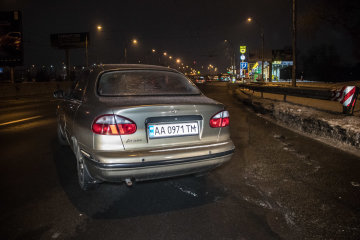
<box><xmin>74</xmin><ymin>141</ymin><xmax>96</xmax><ymax>191</ymax></box>
<box><xmin>57</xmin><ymin>122</ymin><xmax>68</xmax><ymax>146</ymax></box>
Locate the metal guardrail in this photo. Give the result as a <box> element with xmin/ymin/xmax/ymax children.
<box><xmin>238</xmin><ymin>83</ymin><xmax>333</xmax><ymax>101</ymax></box>
<box><xmin>237</xmin><ymin>83</ymin><xmax>359</xmax><ymax>115</ymax></box>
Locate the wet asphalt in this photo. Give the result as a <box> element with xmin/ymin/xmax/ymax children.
<box><xmin>0</xmin><ymin>82</ymin><xmax>359</xmax><ymax>240</ymax></box>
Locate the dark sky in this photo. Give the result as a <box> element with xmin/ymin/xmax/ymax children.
<box><xmin>1</xmin><ymin>0</ymin><xmax>358</xmax><ymax>71</ymax></box>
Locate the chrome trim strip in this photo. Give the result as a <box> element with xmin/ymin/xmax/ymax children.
<box><xmin>85</xmin><ymin>149</ymin><xmax>234</xmax><ymax>169</ymax></box>
<box><xmin>149</xmin><ymin>141</ymin><xmax>229</xmax><ymax>153</ymax></box>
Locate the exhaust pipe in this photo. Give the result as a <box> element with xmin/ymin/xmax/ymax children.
<box><xmin>125</xmin><ymin>178</ymin><xmax>133</xmax><ymax>187</ymax></box>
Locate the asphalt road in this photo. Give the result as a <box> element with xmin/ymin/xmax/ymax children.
<box><xmin>0</xmin><ymin>83</ymin><xmax>359</xmax><ymax>240</ymax></box>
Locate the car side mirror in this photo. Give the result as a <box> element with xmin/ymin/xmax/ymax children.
<box><xmin>53</xmin><ymin>89</ymin><xmax>64</xmax><ymax>99</ymax></box>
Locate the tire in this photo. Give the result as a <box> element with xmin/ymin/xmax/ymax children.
<box><xmin>57</xmin><ymin>123</ymin><xmax>68</xmax><ymax>146</ymax></box>
<box><xmin>75</xmin><ymin>141</ymin><xmax>96</xmax><ymax>191</ymax></box>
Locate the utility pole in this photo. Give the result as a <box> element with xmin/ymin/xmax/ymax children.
<box><xmin>124</xmin><ymin>47</ymin><xmax>127</xmax><ymax>64</ymax></box>
<box><xmin>85</xmin><ymin>34</ymin><xmax>88</xmax><ymax>67</ymax></box>
<box><xmin>65</xmin><ymin>49</ymin><xmax>70</xmax><ymax>80</ymax></box>
<box><xmin>261</xmin><ymin>30</ymin><xmax>264</xmax><ymax>81</ymax></box>
<box><xmin>292</xmin><ymin>0</ymin><xmax>297</xmax><ymax>87</ymax></box>
<box><xmin>233</xmin><ymin>51</ymin><xmax>236</xmax><ymax>79</ymax></box>
<box><xmin>10</xmin><ymin>67</ymin><xmax>15</xmax><ymax>83</ymax></box>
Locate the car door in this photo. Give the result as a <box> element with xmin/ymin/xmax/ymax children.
<box><xmin>63</xmin><ymin>73</ymin><xmax>88</xmax><ymax>141</ymax></box>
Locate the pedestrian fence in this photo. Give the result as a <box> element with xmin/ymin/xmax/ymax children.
<box><xmin>237</xmin><ymin>83</ymin><xmax>359</xmax><ymax>115</ymax></box>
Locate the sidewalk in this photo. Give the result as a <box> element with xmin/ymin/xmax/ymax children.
<box><xmin>233</xmin><ymin>87</ymin><xmax>360</xmax><ymax>156</ymax></box>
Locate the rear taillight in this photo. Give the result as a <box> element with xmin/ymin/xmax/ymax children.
<box><xmin>209</xmin><ymin>110</ymin><xmax>230</xmax><ymax>128</ymax></box>
<box><xmin>114</xmin><ymin>115</ymin><xmax>137</xmax><ymax>135</ymax></box>
<box><xmin>92</xmin><ymin>114</ymin><xmax>137</xmax><ymax>135</ymax></box>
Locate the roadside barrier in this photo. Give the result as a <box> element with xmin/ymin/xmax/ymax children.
<box><xmin>335</xmin><ymin>86</ymin><xmax>359</xmax><ymax>114</ymax></box>
<box><xmin>238</xmin><ymin>83</ymin><xmax>359</xmax><ymax>115</ymax></box>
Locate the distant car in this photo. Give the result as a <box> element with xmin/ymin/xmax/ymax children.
<box><xmin>0</xmin><ymin>32</ymin><xmax>21</xmax><ymax>51</ymax></box>
<box><xmin>220</xmin><ymin>75</ymin><xmax>231</xmax><ymax>82</ymax></box>
<box><xmin>55</xmin><ymin>64</ymin><xmax>235</xmax><ymax>190</ymax></box>
<box><xmin>207</xmin><ymin>76</ymin><xmax>219</xmax><ymax>82</ymax></box>
<box><xmin>194</xmin><ymin>76</ymin><xmax>206</xmax><ymax>84</ymax></box>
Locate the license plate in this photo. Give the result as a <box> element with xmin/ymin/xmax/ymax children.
<box><xmin>148</xmin><ymin>122</ymin><xmax>199</xmax><ymax>139</ymax></box>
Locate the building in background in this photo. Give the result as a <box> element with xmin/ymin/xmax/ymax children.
<box><xmin>248</xmin><ymin>48</ymin><xmax>293</xmax><ymax>82</ymax></box>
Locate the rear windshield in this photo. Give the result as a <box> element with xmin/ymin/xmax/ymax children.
<box><xmin>97</xmin><ymin>70</ymin><xmax>201</xmax><ymax>96</ymax></box>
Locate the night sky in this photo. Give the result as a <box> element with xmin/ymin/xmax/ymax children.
<box><xmin>1</xmin><ymin>0</ymin><xmax>359</xmax><ymax>72</ymax></box>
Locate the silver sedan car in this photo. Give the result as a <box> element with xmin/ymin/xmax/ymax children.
<box><xmin>55</xmin><ymin>64</ymin><xmax>235</xmax><ymax>190</ymax></box>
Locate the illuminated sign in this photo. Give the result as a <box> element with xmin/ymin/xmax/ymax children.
<box><xmin>240</xmin><ymin>62</ymin><xmax>248</xmax><ymax>70</ymax></box>
<box><xmin>252</xmin><ymin>62</ymin><xmax>259</xmax><ymax>70</ymax></box>
<box><xmin>240</xmin><ymin>54</ymin><xmax>246</xmax><ymax>61</ymax></box>
<box><xmin>273</xmin><ymin>61</ymin><xmax>282</xmax><ymax>64</ymax></box>
<box><xmin>240</xmin><ymin>46</ymin><xmax>246</xmax><ymax>54</ymax></box>
<box><xmin>0</xmin><ymin>11</ymin><xmax>23</xmax><ymax>66</ymax></box>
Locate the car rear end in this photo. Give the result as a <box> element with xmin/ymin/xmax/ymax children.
<box><xmin>75</xmin><ymin>66</ymin><xmax>235</xmax><ymax>183</ymax></box>
<box><xmin>195</xmin><ymin>76</ymin><xmax>206</xmax><ymax>84</ymax></box>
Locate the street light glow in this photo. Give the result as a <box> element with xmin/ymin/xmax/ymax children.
<box><xmin>97</xmin><ymin>25</ymin><xmax>102</xmax><ymax>30</ymax></box>
<box><xmin>132</xmin><ymin>39</ymin><xmax>138</xmax><ymax>45</ymax></box>
<box><xmin>176</xmin><ymin>58</ymin><xmax>181</xmax><ymax>63</ymax></box>
<box><xmin>152</xmin><ymin>49</ymin><xmax>156</xmax><ymax>53</ymax></box>
<box><xmin>247</xmin><ymin>17</ymin><xmax>252</xmax><ymax>22</ymax></box>
<box><xmin>169</xmin><ymin>56</ymin><xmax>172</xmax><ymax>59</ymax></box>
<box><xmin>163</xmin><ymin>52</ymin><xmax>167</xmax><ymax>56</ymax></box>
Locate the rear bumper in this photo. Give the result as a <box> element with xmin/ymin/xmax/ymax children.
<box><xmin>83</xmin><ymin>141</ymin><xmax>234</xmax><ymax>182</ymax></box>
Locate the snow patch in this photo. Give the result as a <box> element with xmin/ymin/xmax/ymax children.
<box><xmin>235</xmin><ymin>89</ymin><xmax>360</xmax><ymax>153</ymax></box>
<box><xmin>351</xmin><ymin>181</ymin><xmax>360</xmax><ymax>187</ymax></box>
<box><xmin>51</xmin><ymin>232</ymin><xmax>61</xmax><ymax>239</ymax></box>
<box><xmin>284</xmin><ymin>212</ymin><xmax>296</xmax><ymax>226</ymax></box>
<box><xmin>242</xmin><ymin>195</ymin><xmax>273</xmax><ymax>209</ymax></box>
<box><xmin>176</xmin><ymin>186</ymin><xmax>198</xmax><ymax>197</ymax></box>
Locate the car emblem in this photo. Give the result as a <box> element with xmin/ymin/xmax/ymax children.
<box><xmin>171</xmin><ymin>109</ymin><xmax>178</xmax><ymax>114</ymax></box>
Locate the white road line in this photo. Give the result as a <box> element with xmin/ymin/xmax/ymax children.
<box><xmin>0</xmin><ymin>115</ymin><xmax>43</xmax><ymax>126</ymax></box>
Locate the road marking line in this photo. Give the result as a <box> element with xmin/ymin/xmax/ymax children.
<box><xmin>0</xmin><ymin>115</ymin><xmax>43</xmax><ymax>126</ymax></box>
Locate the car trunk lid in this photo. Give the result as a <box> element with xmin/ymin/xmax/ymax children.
<box><xmin>111</xmin><ymin>103</ymin><xmax>223</xmax><ymax>150</ymax></box>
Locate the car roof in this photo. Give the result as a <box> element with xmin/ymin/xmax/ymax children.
<box><xmin>94</xmin><ymin>64</ymin><xmax>180</xmax><ymax>73</ymax></box>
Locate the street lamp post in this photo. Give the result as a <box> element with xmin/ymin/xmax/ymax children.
<box><xmin>292</xmin><ymin>0</ymin><xmax>297</xmax><ymax>87</ymax></box>
<box><xmin>124</xmin><ymin>38</ymin><xmax>138</xmax><ymax>64</ymax></box>
<box><xmin>224</xmin><ymin>40</ymin><xmax>236</xmax><ymax>79</ymax></box>
<box><xmin>95</xmin><ymin>25</ymin><xmax>104</xmax><ymax>64</ymax></box>
<box><xmin>261</xmin><ymin>28</ymin><xmax>264</xmax><ymax>81</ymax></box>
<box><xmin>247</xmin><ymin>17</ymin><xmax>265</xmax><ymax>81</ymax></box>
<box><xmin>96</xmin><ymin>26</ymin><xmax>137</xmax><ymax>64</ymax></box>
<box><xmin>124</xmin><ymin>47</ymin><xmax>127</xmax><ymax>63</ymax></box>
<box><xmin>151</xmin><ymin>49</ymin><xmax>159</xmax><ymax>65</ymax></box>
<box><xmin>83</xmin><ymin>32</ymin><xmax>89</xmax><ymax>67</ymax></box>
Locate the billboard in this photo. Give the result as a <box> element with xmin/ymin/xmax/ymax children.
<box><xmin>50</xmin><ymin>32</ymin><xmax>89</xmax><ymax>49</ymax></box>
<box><xmin>0</xmin><ymin>11</ymin><xmax>23</xmax><ymax>66</ymax></box>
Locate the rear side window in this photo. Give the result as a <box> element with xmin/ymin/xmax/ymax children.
<box><xmin>97</xmin><ymin>70</ymin><xmax>201</xmax><ymax>96</ymax></box>
<box><xmin>69</xmin><ymin>70</ymin><xmax>89</xmax><ymax>100</ymax></box>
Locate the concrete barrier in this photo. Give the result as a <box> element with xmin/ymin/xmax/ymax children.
<box><xmin>0</xmin><ymin>81</ymin><xmax>72</xmax><ymax>98</ymax></box>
